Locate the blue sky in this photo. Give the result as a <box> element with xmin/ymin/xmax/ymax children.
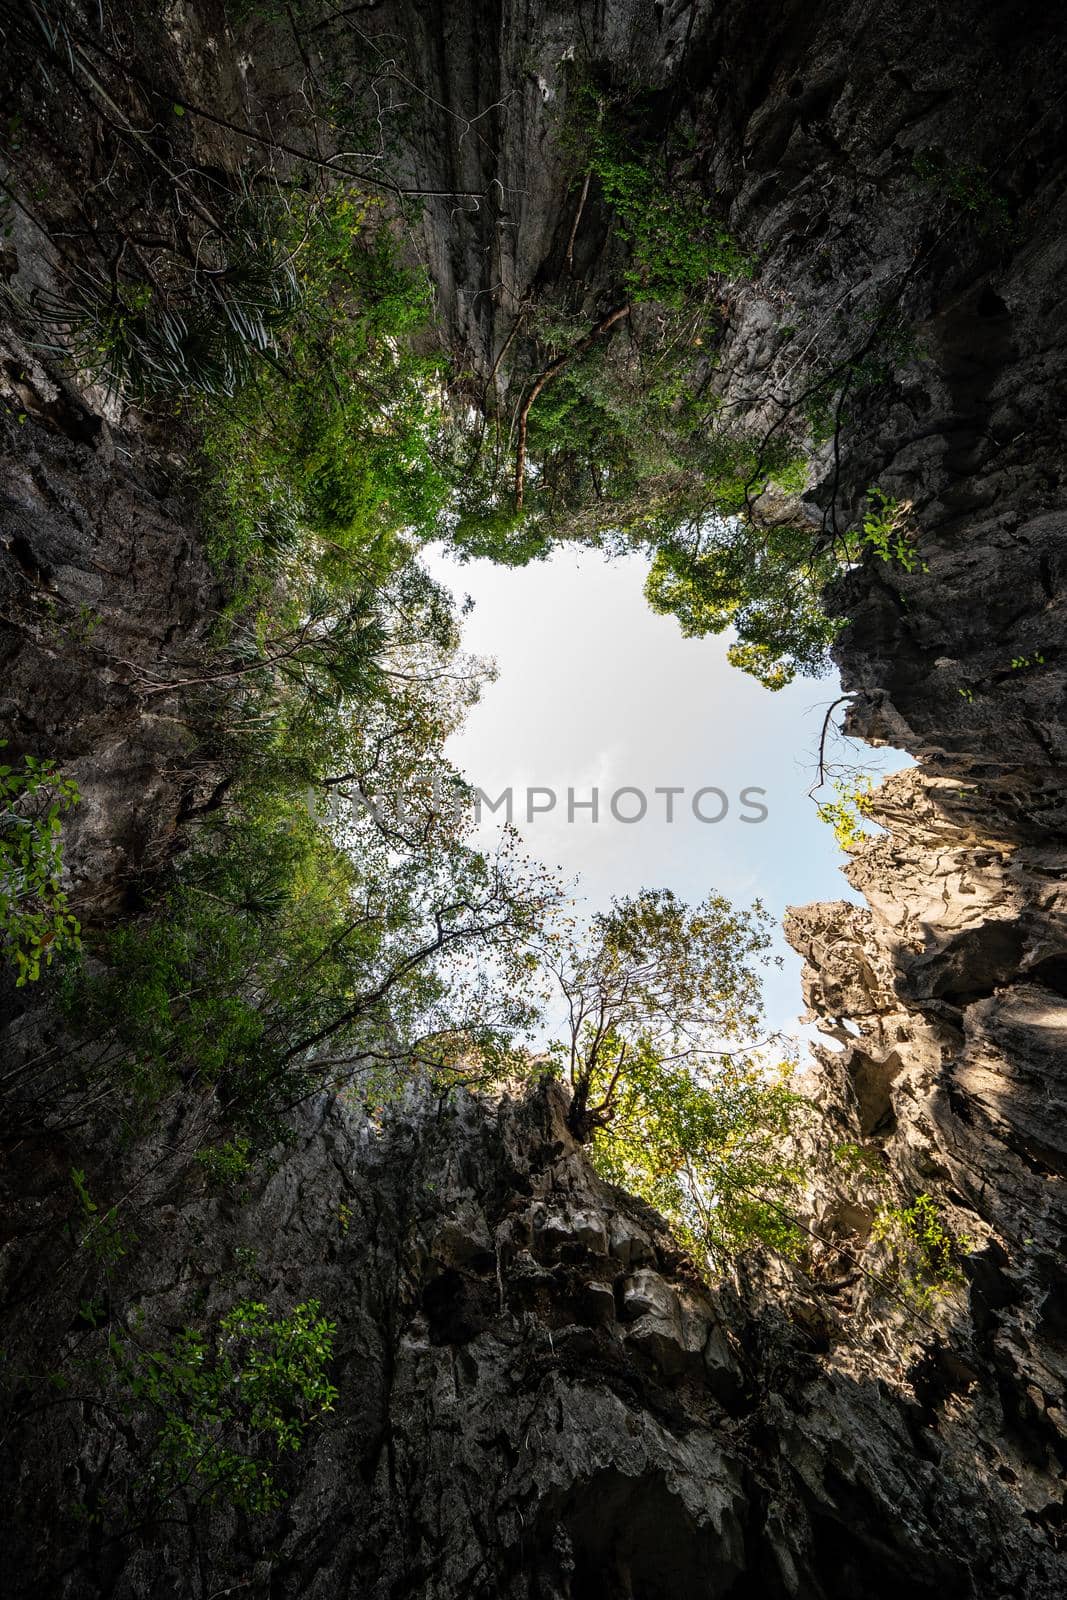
<box><xmin>424</xmin><ymin>544</ymin><xmax>908</xmax><ymax>1034</ymax></box>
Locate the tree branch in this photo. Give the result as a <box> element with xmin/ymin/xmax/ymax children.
<box><xmin>514</xmin><ymin>304</ymin><xmax>630</xmax><ymax>508</ymax></box>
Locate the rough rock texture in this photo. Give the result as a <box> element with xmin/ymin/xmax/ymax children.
<box><xmin>3</xmin><ymin>0</ymin><xmax>1067</xmax><ymax>1595</ymax></box>
<box><xmin>786</xmin><ymin>768</ymin><xmax>1067</xmax><ymax>1548</ymax></box>
<box><xmin>0</xmin><ymin>327</ymin><xmax>221</xmax><ymax>916</ymax></box>
<box><xmin>5</xmin><ymin>1081</ymin><xmax>1063</xmax><ymax>1598</ymax></box>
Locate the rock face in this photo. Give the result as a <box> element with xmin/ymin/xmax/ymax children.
<box><xmin>786</xmin><ymin>770</ymin><xmax>1067</xmax><ymax>1541</ymax></box>
<box><xmin>0</xmin><ymin>327</ymin><xmax>220</xmax><ymax>919</ymax></box>
<box><xmin>3</xmin><ymin>0</ymin><xmax>1067</xmax><ymax>1595</ymax></box>
<box><xmin>4</xmin><ymin>1081</ymin><xmax>1063</xmax><ymax>1598</ymax></box>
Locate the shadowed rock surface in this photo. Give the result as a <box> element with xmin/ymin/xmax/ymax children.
<box><xmin>0</xmin><ymin>330</ymin><xmax>221</xmax><ymax>916</ymax></box>
<box><xmin>2</xmin><ymin>0</ymin><xmax>1067</xmax><ymax>1594</ymax></box>
<box><xmin>4</xmin><ymin>1078</ymin><xmax>1064</xmax><ymax>1597</ymax></box>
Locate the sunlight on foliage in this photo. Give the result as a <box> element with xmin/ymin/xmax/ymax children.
<box><xmin>644</xmin><ymin>515</ymin><xmax>841</xmax><ymax>688</ymax></box>
<box><xmin>590</xmin><ymin>1048</ymin><xmax>805</xmax><ymax>1261</ymax></box>
<box><xmin>852</xmin><ymin>487</ymin><xmax>927</xmax><ymax>573</ymax></box>
<box><xmin>538</xmin><ymin>888</ymin><xmax>806</xmax><ymax>1260</ymax></box>
<box><xmin>198</xmin><ymin>190</ymin><xmax>447</xmax><ymax>604</ymax></box>
<box><xmin>871</xmin><ymin>1193</ymin><xmax>972</xmax><ymax>1320</ymax></box>
<box><xmin>815</xmin><ymin>777</ymin><xmax>877</xmax><ymax>852</ymax></box>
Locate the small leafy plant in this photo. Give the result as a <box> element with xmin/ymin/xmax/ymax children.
<box><xmin>70</xmin><ymin>1167</ymin><xmax>131</xmax><ymax>1266</ymax></box>
<box><xmin>0</xmin><ymin>743</ymin><xmax>81</xmax><ymax>984</ymax></box>
<box><xmin>114</xmin><ymin>1297</ymin><xmax>338</xmax><ymax>1515</ymax></box>
<box><xmin>568</xmin><ymin>81</ymin><xmax>750</xmax><ymax>302</ymax></box>
<box><xmin>832</xmin><ymin>1141</ymin><xmax>887</xmax><ymax>1183</ymax></box>
<box><xmin>195</xmin><ymin>1136</ymin><xmax>254</xmax><ymax>1188</ymax></box>
<box><xmin>871</xmin><ymin>1192</ymin><xmax>971</xmax><ymax>1319</ymax></box>
<box><xmin>816</xmin><ymin>777</ymin><xmax>876</xmax><ymax>852</ymax></box>
<box><xmin>856</xmin><ymin>488</ymin><xmax>927</xmax><ymax>572</ymax></box>
<box><xmin>911</xmin><ymin>150</ymin><xmax>1012</xmax><ymax>238</ymax></box>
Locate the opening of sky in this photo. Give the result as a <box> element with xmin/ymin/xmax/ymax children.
<box><xmin>425</xmin><ymin>544</ymin><xmax>910</xmax><ymax>1036</ymax></box>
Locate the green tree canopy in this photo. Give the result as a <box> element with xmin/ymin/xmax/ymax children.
<box><xmin>644</xmin><ymin>515</ymin><xmax>841</xmax><ymax>689</ymax></box>
<box><xmin>540</xmin><ymin>889</ymin><xmax>805</xmax><ymax>1259</ymax></box>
